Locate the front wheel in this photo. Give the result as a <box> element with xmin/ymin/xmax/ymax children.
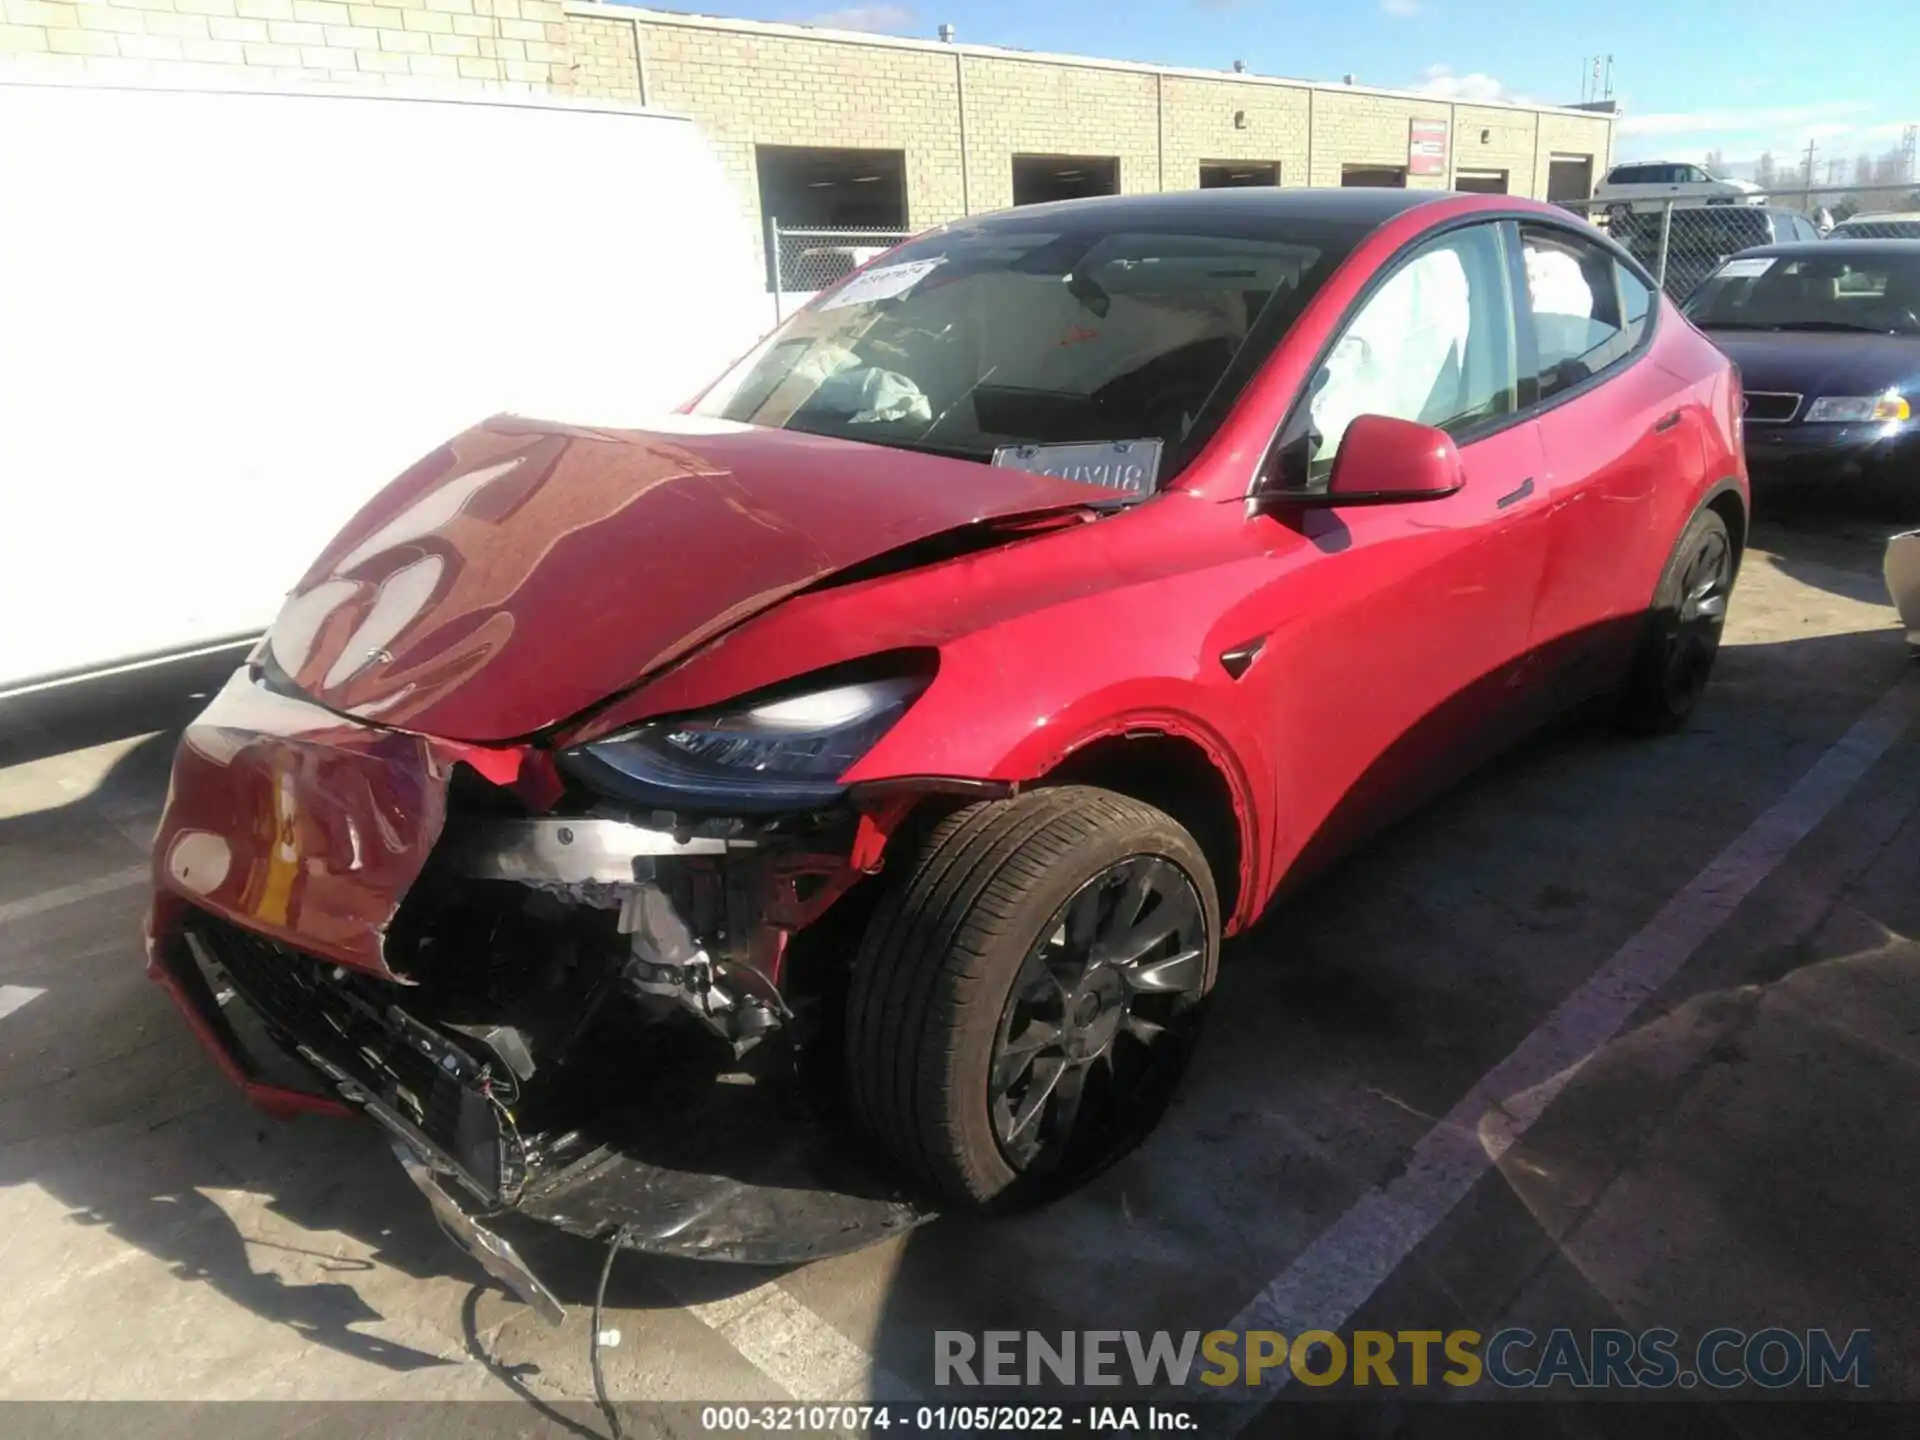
<box><xmin>1618</xmin><ymin>506</ymin><xmax>1737</xmax><ymax>733</ymax></box>
<box><xmin>844</xmin><ymin>787</ymin><xmax>1219</xmax><ymax>1207</ymax></box>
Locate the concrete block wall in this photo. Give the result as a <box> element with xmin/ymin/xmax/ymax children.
<box><xmin>0</xmin><ymin>0</ymin><xmax>573</xmax><ymax>92</ymax></box>
<box><xmin>3</xmin><ymin>2</ymin><xmax>1615</xmax><ymax>230</ymax></box>
<box><xmin>957</xmin><ymin>53</ymin><xmax>1158</xmax><ymax>210</ymax></box>
<box><xmin>1451</xmin><ymin>102</ymin><xmax>1541</xmax><ymax>190</ymax></box>
<box><xmin>1536</xmin><ymin>110</ymin><xmax>1617</xmax><ymax>196</ymax></box>
<box><xmin>1306</xmin><ymin>87</ymin><xmax>1454</xmax><ymax>188</ymax></box>
<box><xmin>630</xmin><ymin>15</ymin><xmax>968</xmax><ymax>236</ymax></box>
<box><xmin>1159</xmin><ymin>73</ymin><xmax>1311</xmax><ymax>188</ymax></box>
<box><xmin>565</xmin><ymin>6</ymin><xmax>631</xmax><ymax>100</ymax></box>
<box><xmin>558</xmin><ymin>9</ymin><xmax>1612</xmax><ymax>227</ymax></box>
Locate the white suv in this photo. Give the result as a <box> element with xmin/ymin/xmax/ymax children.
<box><xmin>1594</xmin><ymin>161</ymin><xmax>1763</xmax><ymax>218</ymax></box>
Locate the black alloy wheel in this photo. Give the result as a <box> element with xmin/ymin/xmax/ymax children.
<box><xmin>989</xmin><ymin>856</ymin><xmax>1209</xmax><ymax>1175</ymax></box>
<box><xmin>1663</xmin><ymin>521</ymin><xmax>1734</xmax><ymax>712</ymax></box>
<box><xmin>1620</xmin><ymin>505</ymin><xmax>1738</xmax><ymax>733</ymax></box>
<box><xmin>844</xmin><ymin>786</ymin><xmax>1221</xmax><ymax>1207</ymax></box>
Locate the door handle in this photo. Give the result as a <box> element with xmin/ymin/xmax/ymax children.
<box><xmin>1496</xmin><ymin>477</ymin><xmax>1535</xmax><ymax>509</ymax></box>
<box><xmin>1654</xmin><ymin>410</ymin><xmax>1683</xmax><ymax>432</ymax></box>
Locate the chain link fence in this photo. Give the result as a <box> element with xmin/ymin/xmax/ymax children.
<box><xmin>1561</xmin><ymin>182</ymin><xmax>1920</xmax><ymax>300</ymax></box>
<box><xmin>766</xmin><ymin>219</ymin><xmax>915</xmax><ymax>322</ymax></box>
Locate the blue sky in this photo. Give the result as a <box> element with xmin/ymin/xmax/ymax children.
<box><xmin>626</xmin><ymin>1</ymin><xmax>1919</xmax><ymax>172</ymax></box>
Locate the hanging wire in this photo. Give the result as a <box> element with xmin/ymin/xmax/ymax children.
<box><xmin>591</xmin><ymin>1224</ymin><xmax>634</xmax><ymax>1440</ymax></box>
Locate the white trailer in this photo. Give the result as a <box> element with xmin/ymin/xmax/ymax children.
<box><xmin>0</xmin><ymin>81</ymin><xmax>768</xmax><ymax>695</ymax></box>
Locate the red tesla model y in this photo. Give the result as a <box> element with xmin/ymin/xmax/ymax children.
<box><xmin>146</xmin><ymin>189</ymin><xmax>1746</xmax><ymax>1298</ymax></box>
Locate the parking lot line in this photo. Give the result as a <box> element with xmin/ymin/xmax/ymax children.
<box><xmin>673</xmin><ymin>1277</ymin><xmax>924</xmax><ymax>1403</ymax></box>
<box><xmin>0</xmin><ymin>985</ymin><xmax>46</xmax><ymax>1022</ymax></box>
<box><xmin>0</xmin><ymin>864</ymin><xmax>149</xmax><ymax>928</ymax></box>
<box><xmin>1202</xmin><ymin>672</ymin><xmax>1920</xmax><ymax>1429</ymax></box>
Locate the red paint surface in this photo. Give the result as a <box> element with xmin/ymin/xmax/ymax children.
<box><xmin>147</xmin><ymin>668</ymin><xmax>522</xmax><ymax>979</ymax></box>
<box><xmin>268</xmin><ymin>416</ymin><xmax>1122</xmax><ymax>742</ymax></box>
<box><xmin>152</xmin><ymin>195</ymin><xmax>1745</xmax><ymax>1102</ymax></box>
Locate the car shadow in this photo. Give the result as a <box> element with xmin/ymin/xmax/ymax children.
<box><xmin>1752</xmin><ymin>509</ymin><xmax>1908</xmax><ymax>610</ymax></box>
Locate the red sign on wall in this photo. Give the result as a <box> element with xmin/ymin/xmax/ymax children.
<box><xmin>1409</xmin><ymin>118</ymin><xmax>1450</xmax><ymax>177</ymax></box>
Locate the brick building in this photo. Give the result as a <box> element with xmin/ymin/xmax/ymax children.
<box><xmin>4</xmin><ymin>1</ymin><xmax>1615</xmax><ymax>252</ymax></box>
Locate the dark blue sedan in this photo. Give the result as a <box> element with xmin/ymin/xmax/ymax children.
<box><xmin>1683</xmin><ymin>240</ymin><xmax>1920</xmax><ymax>501</ymax></box>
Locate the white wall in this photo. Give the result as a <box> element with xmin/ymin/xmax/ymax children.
<box><xmin>0</xmin><ymin>82</ymin><xmax>768</xmax><ymax>692</ymax></box>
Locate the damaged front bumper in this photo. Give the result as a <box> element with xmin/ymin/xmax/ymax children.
<box><xmin>146</xmin><ymin>669</ymin><xmax>934</xmax><ymax>1306</ymax></box>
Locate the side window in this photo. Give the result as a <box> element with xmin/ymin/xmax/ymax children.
<box><xmin>1619</xmin><ymin>264</ymin><xmax>1654</xmax><ymax>346</ymax></box>
<box><xmin>1291</xmin><ymin>224</ymin><xmax>1516</xmax><ymax>487</ymax></box>
<box><xmin>1519</xmin><ymin>226</ymin><xmax>1634</xmax><ymax>402</ymax></box>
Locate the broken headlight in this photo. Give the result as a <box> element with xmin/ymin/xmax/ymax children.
<box><xmin>562</xmin><ymin>672</ymin><xmax>928</xmax><ymax>813</ymax></box>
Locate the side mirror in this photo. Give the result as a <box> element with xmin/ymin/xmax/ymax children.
<box><xmin>1255</xmin><ymin>414</ymin><xmax>1467</xmax><ymax>511</ymax></box>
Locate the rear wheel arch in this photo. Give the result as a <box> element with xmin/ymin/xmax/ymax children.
<box><xmin>1703</xmin><ymin>481</ymin><xmax>1748</xmax><ymax>570</ymax></box>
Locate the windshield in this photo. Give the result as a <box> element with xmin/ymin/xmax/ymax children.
<box><xmin>1683</xmin><ymin>252</ymin><xmax>1920</xmax><ymax>335</ymax></box>
<box><xmin>695</xmin><ymin>214</ymin><xmax>1365</xmax><ymax>483</ymax></box>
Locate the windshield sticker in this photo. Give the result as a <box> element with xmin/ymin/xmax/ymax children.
<box><xmin>990</xmin><ymin>439</ymin><xmax>1162</xmax><ymax>499</ymax></box>
<box><xmin>816</xmin><ymin>257</ymin><xmax>946</xmax><ymax>311</ymax></box>
<box><xmin>1717</xmin><ymin>257</ymin><xmax>1776</xmax><ymax>280</ymax></box>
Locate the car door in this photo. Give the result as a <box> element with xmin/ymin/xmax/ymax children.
<box><xmin>1518</xmin><ymin>222</ymin><xmax>1708</xmax><ymax>702</ymax></box>
<box><xmin>1243</xmin><ymin>220</ymin><xmax>1556</xmax><ymax>879</ymax></box>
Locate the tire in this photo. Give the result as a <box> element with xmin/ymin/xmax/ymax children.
<box><xmin>845</xmin><ymin>786</ymin><xmax>1220</xmax><ymax>1208</ymax></box>
<box><xmin>1618</xmin><ymin>506</ymin><xmax>1737</xmax><ymax>734</ymax></box>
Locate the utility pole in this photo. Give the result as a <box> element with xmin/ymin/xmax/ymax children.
<box><xmin>1580</xmin><ymin>54</ymin><xmax>1608</xmax><ymax>104</ymax></box>
<box><xmin>1579</xmin><ymin>54</ymin><xmax>1615</xmax><ymax>105</ymax></box>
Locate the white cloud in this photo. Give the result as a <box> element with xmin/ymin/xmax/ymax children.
<box><xmin>803</xmin><ymin>5</ymin><xmax>915</xmax><ymax>31</ymax></box>
<box><xmin>1381</xmin><ymin>0</ymin><xmax>1422</xmax><ymax>14</ymax></box>
<box><xmin>1616</xmin><ymin>101</ymin><xmax>1868</xmax><ymax>139</ymax></box>
<box><xmin>1413</xmin><ymin>64</ymin><xmax>1530</xmax><ymax>105</ymax></box>
<box><xmin>1613</xmin><ymin>107</ymin><xmax>1917</xmax><ymax>170</ymax></box>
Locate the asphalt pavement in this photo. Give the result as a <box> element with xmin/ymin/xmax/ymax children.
<box><xmin>1</xmin><ymin>504</ymin><xmax>1916</xmax><ymax>1438</ymax></box>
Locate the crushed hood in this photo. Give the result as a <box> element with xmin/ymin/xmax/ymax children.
<box><xmin>267</xmin><ymin>416</ymin><xmax>1113</xmax><ymax>740</ymax></box>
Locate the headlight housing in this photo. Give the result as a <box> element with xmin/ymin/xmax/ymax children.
<box><xmin>561</xmin><ymin>666</ymin><xmax>930</xmax><ymax>813</ymax></box>
<box><xmin>1803</xmin><ymin>392</ymin><xmax>1911</xmax><ymax>424</ymax></box>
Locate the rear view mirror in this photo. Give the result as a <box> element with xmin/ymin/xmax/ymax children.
<box><xmin>1256</xmin><ymin>414</ymin><xmax>1467</xmax><ymax>511</ymax></box>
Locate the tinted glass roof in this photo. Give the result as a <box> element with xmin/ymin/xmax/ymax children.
<box><xmin>946</xmin><ymin>187</ymin><xmax>1446</xmax><ymax>236</ymax></box>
